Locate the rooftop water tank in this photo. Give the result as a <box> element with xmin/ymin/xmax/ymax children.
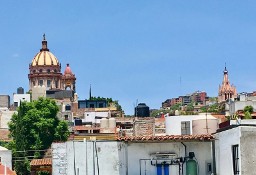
<box><xmin>100</xmin><ymin>118</ymin><xmax>109</xmax><ymax>128</ymax></box>
<box><xmin>175</xmin><ymin>110</ymin><xmax>180</xmax><ymax>116</ymax></box>
<box><xmin>135</xmin><ymin>103</ymin><xmax>150</xmax><ymax>117</ymax></box>
<box><xmin>109</xmin><ymin>118</ymin><xmax>116</xmax><ymax>128</ymax></box>
<box><xmin>17</xmin><ymin>87</ymin><xmax>24</xmax><ymax>94</ymax></box>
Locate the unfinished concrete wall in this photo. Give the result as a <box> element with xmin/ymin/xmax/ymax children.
<box><xmin>134</xmin><ymin>117</ymin><xmax>155</xmax><ymax>136</ymax></box>
<box><xmin>240</xmin><ymin>126</ymin><xmax>256</xmax><ymax>175</ymax></box>
<box><xmin>0</xmin><ymin>110</ymin><xmax>16</xmax><ymax>128</ymax></box>
<box><xmin>0</xmin><ymin>95</ymin><xmax>10</xmax><ymax>108</ymax></box>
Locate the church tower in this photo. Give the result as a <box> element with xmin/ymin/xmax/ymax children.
<box><xmin>28</xmin><ymin>34</ymin><xmax>62</xmax><ymax>90</ymax></box>
<box><xmin>62</xmin><ymin>63</ymin><xmax>76</xmax><ymax>92</ymax></box>
<box><xmin>218</xmin><ymin>66</ymin><xmax>237</xmax><ymax>103</ymax></box>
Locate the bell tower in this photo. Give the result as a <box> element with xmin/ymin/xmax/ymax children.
<box><xmin>62</xmin><ymin>63</ymin><xmax>76</xmax><ymax>92</ymax></box>
<box><xmin>218</xmin><ymin>65</ymin><xmax>237</xmax><ymax>103</ymax></box>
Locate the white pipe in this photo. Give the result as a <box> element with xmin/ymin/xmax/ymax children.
<box><xmin>4</xmin><ymin>164</ymin><xmax>6</xmax><ymax>175</ymax></box>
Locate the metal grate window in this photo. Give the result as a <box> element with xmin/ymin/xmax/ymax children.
<box><xmin>181</xmin><ymin>121</ymin><xmax>190</xmax><ymax>135</ymax></box>
<box><xmin>232</xmin><ymin>144</ymin><xmax>239</xmax><ymax>175</ymax></box>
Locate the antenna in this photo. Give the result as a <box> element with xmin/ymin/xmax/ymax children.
<box><xmin>134</xmin><ymin>99</ymin><xmax>138</xmax><ymax>117</ymax></box>
<box><xmin>179</xmin><ymin>76</ymin><xmax>182</xmax><ymax>95</ymax></box>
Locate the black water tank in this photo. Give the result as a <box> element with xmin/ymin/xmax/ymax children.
<box><xmin>17</xmin><ymin>87</ymin><xmax>24</xmax><ymax>94</ymax></box>
<box><xmin>135</xmin><ymin>103</ymin><xmax>150</xmax><ymax>117</ymax></box>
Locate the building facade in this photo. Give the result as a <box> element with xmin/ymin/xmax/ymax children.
<box><xmin>52</xmin><ymin>135</ymin><xmax>214</xmax><ymax>175</ymax></box>
<box><xmin>215</xmin><ymin>123</ymin><xmax>256</xmax><ymax>175</ymax></box>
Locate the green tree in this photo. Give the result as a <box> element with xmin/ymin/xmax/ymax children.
<box><xmin>244</xmin><ymin>105</ymin><xmax>253</xmax><ymax>114</ymax></box>
<box><xmin>170</xmin><ymin>103</ymin><xmax>181</xmax><ymax>111</ymax></box>
<box><xmin>90</xmin><ymin>96</ymin><xmax>122</xmax><ymax>111</ymax></box>
<box><xmin>8</xmin><ymin>98</ymin><xmax>69</xmax><ymax>175</ymax></box>
<box><xmin>244</xmin><ymin>111</ymin><xmax>252</xmax><ymax>119</ymax></box>
<box><xmin>185</xmin><ymin>103</ymin><xmax>194</xmax><ymax>112</ymax></box>
<box><xmin>150</xmin><ymin>109</ymin><xmax>174</xmax><ymax>117</ymax></box>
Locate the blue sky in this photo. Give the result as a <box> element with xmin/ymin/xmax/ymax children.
<box><xmin>1</xmin><ymin>1</ymin><xmax>256</xmax><ymax>114</ymax></box>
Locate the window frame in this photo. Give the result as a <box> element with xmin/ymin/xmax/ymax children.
<box><xmin>181</xmin><ymin>121</ymin><xmax>191</xmax><ymax>135</ymax></box>
<box><xmin>232</xmin><ymin>144</ymin><xmax>239</xmax><ymax>175</ymax></box>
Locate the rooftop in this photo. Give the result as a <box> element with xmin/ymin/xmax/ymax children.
<box><xmin>116</xmin><ymin>134</ymin><xmax>214</xmax><ymax>142</ymax></box>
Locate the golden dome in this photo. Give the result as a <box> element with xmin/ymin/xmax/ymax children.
<box><xmin>31</xmin><ymin>51</ymin><xmax>59</xmax><ymax>66</ymax></box>
<box><xmin>31</xmin><ymin>34</ymin><xmax>60</xmax><ymax>66</ymax></box>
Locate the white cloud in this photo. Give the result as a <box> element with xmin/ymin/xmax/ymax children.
<box><xmin>12</xmin><ymin>53</ymin><xmax>19</xmax><ymax>58</ymax></box>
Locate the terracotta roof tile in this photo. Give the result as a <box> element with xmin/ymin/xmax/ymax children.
<box><xmin>116</xmin><ymin>134</ymin><xmax>214</xmax><ymax>142</ymax></box>
<box><xmin>30</xmin><ymin>158</ymin><xmax>52</xmax><ymax>166</ymax></box>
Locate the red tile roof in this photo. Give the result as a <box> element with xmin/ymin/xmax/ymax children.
<box><xmin>116</xmin><ymin>134</ymin><xmax>214</xmax><ymax>142</ymax></box>
<box><xmin>0</xmin><ymin>163</ymin><xmax>16</xmax><ymax>175</ymax></box>
<box><xmin>30</xmin><ymin>158</ymin><xmax>52</xmax><ymax>166</ymax></box>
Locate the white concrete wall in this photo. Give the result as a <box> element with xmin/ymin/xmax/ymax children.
<box><xmin>230</xmin><ymin>119</ymin><xmax>256</xmax><ymax>125</ymax></box>
<box><xmin>52</xmin><ymin>141</ymin><xmax>124</xmax><ymax>175</ymax></box>
<box><xmin>215</xmin><ymin>125</ymin><xmax>256</xmax><ymax>175</ymax></box>
<box><xmin>215</xmin><ymin>126</ymin><xmax>240</xmax><ymax>175</ymax></box>
<box><xmin>0</xmin><ymin>147</ymin><xmax>12</xmax><ymax>169</ymax></box>
<box><xmin>13</xmin><ymin>94</ymin><xmax>30</xmax><ymax>106</ymax></box>
<box><xmin>83</xmin><ymin>111</ymin><xmax>109</xmax><ymax>123</ymax></box>
<box><xmin>165</xmin><ymin>114</ymin><xmax>217</xmax><ymax>135</ymax></box>
<box><xmin>126</xmin><ymin>142</ymin><xmax>212</xmax><ymax>175</ymax></box>
<box><xmin>52</xmin><ymin>141</ymin><xmax>212</xmax><ymax>175</ymax></box>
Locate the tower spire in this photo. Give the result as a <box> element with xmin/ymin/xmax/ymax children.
<box><xmin>218</xmin><ymin>65</ymin><xmax>237</xmax><ymax>103</ymax></box>
<box><xmin>40</xmin><ymin>33</ymin><xmax>49</xmax><ymax>51</ymax></box>
<box><xmin>89</xmin><ymin>84</ymin><xmax>92</xmax><ymax>100</ymax></box>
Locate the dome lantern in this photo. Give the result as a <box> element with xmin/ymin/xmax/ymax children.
<box><xmin>40</xmin><ymin>34</ymin><xmax>49</xmax><ymax>52</ymax></box>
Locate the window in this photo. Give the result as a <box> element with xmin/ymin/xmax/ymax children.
<box><xmin>64</xmin><ymin>115</ymin><xmax>68</xmax><ymax>120</ymax></box>
<box><xmin>38</xmin><ymin>80</ymin><xmax>44</xmax><ymax>86</ymax></box>
<box><xmin>47</xmin><ymin>80</ymin><xmax>51</xmax><ymax>87</ymax></box>
<box><xmin>181</xmin><ymin>121</ymin><xmax>190</xmax><ymax>135</ymax></box>
<box><xmin>47</xmin><ymin>69</ymin><xmax>50</xmax><ymax>73</ymax></box>
<box><xmin>99</xmin><ymin>103</ymin><xmax>103</xmax><ymax>108</ymax></box>
<box><xmin>232</xmin><ymin>145</ymin><xmax>239</xmax><ymax>175</ymax></box>
<box><xmin>39</xmin><ymin>69</ymin><xmax>42</xmax><ymax>73</ymax></box>
<box><xmin>65</xmin><ymin>104</ymin><xmax>71</xmax><ymax>111</ymax></box>
<box><xmin>14</xmin><ymin>102</ymin><xmax>18</xmax><ymax>107</ymax></box>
